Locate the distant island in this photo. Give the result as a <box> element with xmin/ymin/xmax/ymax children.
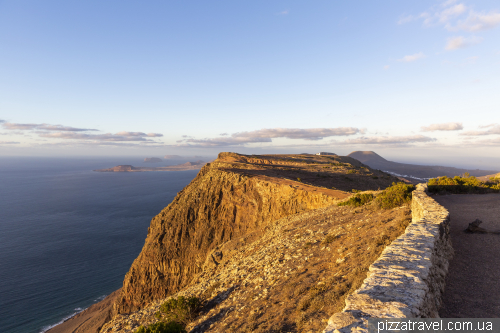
<box><xmin>94</xmin><ymin>160</ymin><xmax>206</xmax><ymax>172</ymax></box>
<box><xmin>144</xmin><ymin>157</ymin><xmax>162</xmax><ymax>163</ymax></box>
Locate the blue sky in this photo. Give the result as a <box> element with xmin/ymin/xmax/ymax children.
<box><xmin>1</xmin><ymin>0</ymin><xmax>499</xmax><ymax>168</ymax></box>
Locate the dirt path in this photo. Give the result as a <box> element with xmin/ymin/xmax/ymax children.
<box><xmin>433</xmin><ymin>194</ymin><xmax>500</xmax><ymax>318</ymax></box>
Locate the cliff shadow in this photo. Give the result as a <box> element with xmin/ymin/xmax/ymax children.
<box><xmin>190</xmin><ymin>286</ymin><xmax>237</xmax><ymax>333</ymax></box>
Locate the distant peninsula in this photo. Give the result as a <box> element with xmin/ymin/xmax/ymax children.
<box><xmin>94</xmin><ymin>160</ymin><xmax>206</xmax><ymax>172</ymax></box>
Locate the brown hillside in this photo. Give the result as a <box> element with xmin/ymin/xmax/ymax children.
<box><xmin>103</xmin><ymin>193</ymin><xmax>411</xmax><ymax>333</ymax></box>
<box><xmin>112</xmin><ymin>153</ymin><xmax>400</xmax><ymax>316</ymax></box>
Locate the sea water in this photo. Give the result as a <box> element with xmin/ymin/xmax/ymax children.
<box><xmin>0</xmin><ymin>157</ymin><xmax>198</xmax><ymax>333</ymax></box>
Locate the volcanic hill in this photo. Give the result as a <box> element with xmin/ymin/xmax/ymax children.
<box><xmin>348</xmin><ymin>151</ymin><xmax>498</xmax><ymax>179</ymax></box>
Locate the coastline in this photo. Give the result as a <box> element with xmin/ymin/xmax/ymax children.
<box><xmin>45</xmin><ymin>289</ymin><xmax>120</xmax><ymax>333</ymax></box>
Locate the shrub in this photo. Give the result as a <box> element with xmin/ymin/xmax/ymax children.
<box><xmin>158</xmin><ymin>296</ymin><xmax>201</xmax><ymax>325</ymax></box>
<box><xmin>135</xmin><ymin>321</ymin><xmax>186</xmax><ymax>333</ymax></box>
<box><xmin>346</xmin><ymin>170</ymin><xmax>356</xmax><ymax>174</ymax></box>
<box><xmin>297</xmin><ymin>177</ymin><xmax>302</xmax><ymax>182</ymax></box>
<box><xmin>322</xmin><ymin>234</ymin><xmax>337</xmax><ymax>244</ymax></box>
<box><xmin>374</xmin><ymin>182</ymin><xmax>415</xmax><ymax>209</ymax></box>
<box><xmin>428</xmin><ymin>174</ymin><xmax>499</xmax><ymax>194</ymax></box>
<box><xmin>338</xmin><ymin>193</ymin><xmax>374</xmax><ymax>207</ymax></box>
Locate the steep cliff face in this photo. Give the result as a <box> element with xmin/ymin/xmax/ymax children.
<box><xmin>113</xmin><ymin>153</ymin><xmax>352</xmax><ymax>314</ymax></box>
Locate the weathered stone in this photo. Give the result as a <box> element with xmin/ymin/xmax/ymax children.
<box><xmin>323</xmin><ymin>183</ymin><xmax>453</xmax><ymax>332</ymax></box>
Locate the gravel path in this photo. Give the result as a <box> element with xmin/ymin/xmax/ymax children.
<box><xmin>433</xmin><ymin>194</ymin><xmax>500</xmax><ymax>318</ymax></box>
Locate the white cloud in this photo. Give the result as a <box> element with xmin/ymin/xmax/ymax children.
<box><xmin>38</xmin><ymin>132</ymin><xmax>161</xmax><ymax>142</ymax></box>
<box><xmin>479</xmin><ymin>123</ymin><xmax>497</xmax><ymax>129</ymax></box>
<box><xmin>460</xmin><ymin>137</ymin><xmax>500</xmax><ymax>146</ymax></box>
<box><xmin>3</xmin><ymin>122</ymin><xmax>97</xmax><ymax>132</ymax></box>
<box><xmin>399</xmin><ymin>2</ymin><xmax>500</xmax><ymax>39</ymax></box>
<box><xmin>277</xmin><ymin>10</ymin><xmax>289</xmax><ymax>15</ymax></box>
<box><xmin>454</xmin><ymin>11</ymin><xmax>500</xmax><ymax>32</ymax></box>
<box><xmin>398</xmin><ymin>52</ymin><xmax>426</xmax><ymax>62</ymax></box>
<box><xmin>339</xmin><ymin>135</ymin><xmax>436</xmax><ymax>145</ymax></box>
<box><xmin>421</xmin><ymin>122</ymin><xmax>464</xmax><ymax>131</ymax></box>
<box><xmin>1</xmin><ymin>120</ymin><xmax>165</xmax><ymax>147</ymax></box>
<box><xmin>3</xmin><ymin>123</ymin><xmax>39</xmax><ymax>130</ymax></box>
<box><xmin>0</xmin><ymin>141</ymin><xmax>20</xmax><ymax>144</ymax></box>
<box><xmin>439</xmin><ymin>4</ymin><xmax>467</xmax><ymax>24</ymax></box>
<box><xmin>460</xmin><ymin>124</ymin><xmax>500</xmax><ymax>136</ymax></box>
<box><xmin>114</xmin><ymin>131</ymin><xmax>163</xmax><ymax>137</ymax></box>
<box><xmin>445</xmin><ymin>36</ymin><xmax>482</xmax><ymax>50</ymax></box>
<box><xmin>176</xmin><ymin>127</ymin><xmax>363</xmax><ymax>147</ymax></box>
<box><xmin>398</xmin><ymin>15</ymin><xmax>415</xmax><ymax>24</ymax></box>
<box><xmin>231</xmin><ymin>127</ymin><xmax>362</xmax><ymax>140</ymax></box>
<box><xmin>384</xmin><ymin>65</ymin><xmax>390</xmax><ymax>70</ymax></box>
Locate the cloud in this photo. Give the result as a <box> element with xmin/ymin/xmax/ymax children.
<box><xmin>176</xmin><ymin>127</ymin><xmax>363</xmax><ymax>147</ymax></box>
<box><xmin>384</xmin><ymin>65</ymin><xmax>390</xmax><ymax>70</ymax></box>
<box><xmin>38</xmin><ymin>132</ymin><xmax>160</xmax><ymax>142</ymax></box>
<box><xmin>398</xmin><ymin>15</ymin><xmax>415</xmax><ymax>25</ymax></box>
<box><xmin>479</xmin><ymin>123</ymin><xmax>497</xmax><ymax>128</ymax></box>
<box><xmin>178</xmin><ymin>136</ymin><xmax>271</xmax><ymax>148</ymax></box>
<box><xmin>454</xmin><ymin>10</ymin><xmax>500</xmax><ymax>31</ymax></box>
<box><xmin>3</xmin><ymin>123</ymin><xmax>39</xmax><ymax>130</ymax></box>
<box><xmin>231</xmin><ymin>127</ymin><xmax>362</xmax><ymax>140</ymax></box>
<box><xmin>439</xmin><ymin>4</ymin><xmax>467</xmax><ymax>24</ymax></box>
<box><xmin>460</xmin><ymin>124</ymin><xmax>500</xmax><ymax>136</ymax></box>
<box><xmin>400</xmin><ymin>1</ymin><xmax>500</xmax><ymax>32</ymax></box>
<box><xmin>405</xmin><ymin>2</ymin><xmax>466</xmax><ymax>27</ymax></box>
<box><xmin>2</xmin><ymin>122</ymin><xmax>97</xmax><ymax>132</ymax></box>
<box><xmin>460</xmin><ymin>136</ymin><xmax>500</xmax><ymax>146</ymax></box>
<box><xmin>277</xmin><ymin>10</ymin><xmax>289</xmax><ymax>15</ymax></box>
<box><xmin>421</xmin><ymin>122</ymin><xmax>464</xmax><ymax>131</ymax></box>
<box><xmin>339</xmin><ymin>135</ymin><xmax>436</xmax><ymax>145</ymax></box>
<box><xmin>114</xmin><ymin>131</ymin><xmax>163</xmax><ymax>137</ymax></box>
<box><xmin>398</xmin><ymin>52</ymin><xmax>426</xmax><ymax>62</ymax></box>
<box><xmin>0</xmin><ymin>141</ymin><xmax>20</xmax><ymax>144</ymax></box>
<box><xmin>0</xmin><ymin>119</ymin><xmax>5</xmax><ymax>123</ymax></box>
<box><xmin>445</xmin><ymin>36</ymin><xmax>482</xmax><ymax>50</ymax></box>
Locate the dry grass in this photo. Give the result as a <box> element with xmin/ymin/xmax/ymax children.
<box><xmin>196</xmin><ymin>200</ymin><xmax>412</xmax><ymax>333</ymax></box>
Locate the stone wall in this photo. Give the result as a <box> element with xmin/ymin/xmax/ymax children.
<box><xmin>323</xmin><ymin>183</ymin><xmax>453</xmax><ymax>332</ymax></box>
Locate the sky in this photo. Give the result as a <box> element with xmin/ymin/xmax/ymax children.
<box><xmin>1</xmin><ymin>0</ymin><xmax>499</xmax><ymax>169</ymax></box>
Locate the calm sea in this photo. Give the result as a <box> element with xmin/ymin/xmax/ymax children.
<box><xmin>0</xmin><ymin>157</ymin><xmax>198</xmax><ymax>333</ymax></box>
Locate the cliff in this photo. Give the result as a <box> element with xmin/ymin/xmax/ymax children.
<box><xmin>113</xmin><ymin>153</ymin><xmax>399</xmax><ymax>316</ymax></box>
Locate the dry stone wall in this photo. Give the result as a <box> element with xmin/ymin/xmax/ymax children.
<box><xmin>323</xmin><ymin>183</ymin><xmax>453</xmax><ymax>333</ymax></box>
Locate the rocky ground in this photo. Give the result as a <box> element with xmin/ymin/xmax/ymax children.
<box><xmin>101</xmin><ymin>198</ymin><xmax>411</xmax><ymax>333</ymax></box>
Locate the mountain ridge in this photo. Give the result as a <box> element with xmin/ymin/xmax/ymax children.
<box><xmin>347</xmin><ymin>151</ymin><xmax>498</xmax><ymax>179</ymax></box>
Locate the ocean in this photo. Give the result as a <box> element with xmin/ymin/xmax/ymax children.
<box><xmin>0</xmin><ymin>157</ymin><xmax>198</xmax><ymax>333</ymax></box>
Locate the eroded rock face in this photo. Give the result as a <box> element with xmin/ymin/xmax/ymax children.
<box><xmin>113</xmin><ymin>153</ymin><xmax>345</xmax><ymax>315</ymax></box>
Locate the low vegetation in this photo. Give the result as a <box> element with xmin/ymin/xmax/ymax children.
<box><xmin>338</xmin><ymin>182</ymin><xmax>415</xmax><ymax>209</ymax></box>
<box><xmin>428</xmin><ymin>173</ymin><xmax>500</xmax><ymax>194</ymax></box>
<box><xmin>338</xmin><ymin>193</ymin><xmax>374</xmax><ymax>207</ymax></box>
<box><xmin>136</xmin><ymin>296</ymin><xmax>201</xmax><ymax>333</ymax></box>
<box><xmin>374</xmin><ymin>182</ymin><xmax>415</xmax><ymax>209</ymax></box>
